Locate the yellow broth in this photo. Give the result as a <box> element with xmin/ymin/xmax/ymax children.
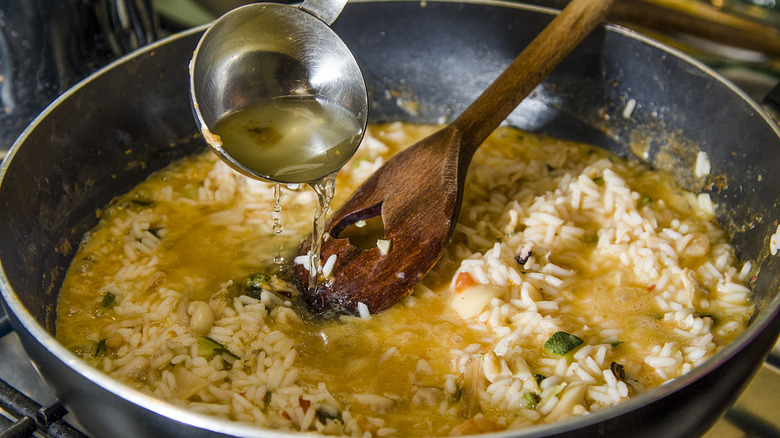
<box><xmin>56</xmin><ymin>124</ymin><xmax>752</xmax><ymax>436</ymax></box>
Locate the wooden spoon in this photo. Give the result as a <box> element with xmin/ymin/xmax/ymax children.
<box><xmin>294</xmin><ymin>0</ymin><xmax>617</xmax><ymax>315</ymax></box>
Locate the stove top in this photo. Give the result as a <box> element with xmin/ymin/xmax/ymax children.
<box><xmin>0</xmin><ymin>314</ymin><xmax>87</xmax><ymax>438</ymax></box>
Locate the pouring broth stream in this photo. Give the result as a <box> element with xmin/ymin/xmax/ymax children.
<box><xmin>207</xmin><ymin>96</ymin><xmax>362</xmax><ymax>290</ymax></box>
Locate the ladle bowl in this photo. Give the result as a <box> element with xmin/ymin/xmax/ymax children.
<box><xmin>189</xmin><ymin>1</ymin><xmax>368</xmax><ymax>184</ymax></box>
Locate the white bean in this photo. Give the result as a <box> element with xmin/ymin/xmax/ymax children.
<box><xmin>188</xmin><ymin>301</ymin><xmax>214</xmax><ymax>335</ymax></box>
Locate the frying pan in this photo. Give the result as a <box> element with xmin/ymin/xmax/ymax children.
<box><xmin>2</xmin><ymin>1</ymin><xmax>780</xmax><ymax>437</ymax></box>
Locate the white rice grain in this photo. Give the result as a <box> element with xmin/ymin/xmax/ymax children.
<box><xmin>322</xmin><ymin>254</ymin><xmax>338</xmax><ymax>279</ymax></box>
<box><xmin>694</xmin><ymin>151</ymin><xmax>711</xmax><ymax>178</ymax></box>
<box><xmin>357</xmin><ymin>302</ymin><xmax>370</xmax><ymax>319</ymax></box>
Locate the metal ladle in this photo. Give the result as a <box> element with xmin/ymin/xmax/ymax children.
<box><xmin>189</xmin><ymin>0</ymin><xmax>368</xmax><ymax>184</ymax></box>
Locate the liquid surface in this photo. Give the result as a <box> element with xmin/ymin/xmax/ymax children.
<box><xmin>56</xmin><ymin>124</ymin><xmax>753</xmax><ymax>436</ymax></box>
<box><xmin>210</xmin><ymin>96</ymin><xmax>363</xmax><ymax>183</ymax></box>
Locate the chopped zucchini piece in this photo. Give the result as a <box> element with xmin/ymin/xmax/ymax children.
<box><xmin>94</xmin><ymin>338</ymin><xmax>107</xmax><ymax>357</ymax></box>
<box><xmin>315</xmin><ymin>406</ymin><xmax>342</xmax><ymax>424</ymax></box>
<box><xmin>100</xmin><ymin>292</ymin><xmax>116</xmax><ymax>308</ymax></box>
<box><xmin>583</xmin><ymin>230</ymin><xmax>598</xmax><ymax>245</ymax></box>
<box><xmin>538</xmin><ymin>382</ymin><xmax>567</xmax><ymax>408</ymax></box>
<box><xmin>245</xmin><ymin>290</ymin><xmax>263</xmax><ymax>301</ymax></box>
<box><xmin>128</xmin><ymin>193</ymin><xmax>154</xmax><ymax>207</ymax></box>
<box><xmin>243</xmin><ymin>273</ymin><xmax>272</xmax><ymax>293</ymax></box>
<box><xmin>197</xmin><ymin>336</ymin><xmax>239</xmax><ymax>365</ymax></box>
<box><xmin>351</xmin><ymin>155</ymin><xmax>371</xmax><ymax>168</ymax></box>
<box><xmin>182</xmin><ymin>183</ymin><xmax>202</xmax><ymax>200</ymax></box>
<box><xmin>524</xmin><ymin>392</ymin><xmax>541</xmax><ymax>408</ymax></box>
<box><xmin>129</xmin><ymin>199</ymin><xmax>154</xmax><ymax>206</ymax></box>
<box><xmin>242</xmin><ymin>272</ymin><xmax>299</xmax><ymax>298</ymax></box>
<box><xmin>544</xmin><ymin>331</ymin><xmax>583</xmax><ymax>356</ymax></box>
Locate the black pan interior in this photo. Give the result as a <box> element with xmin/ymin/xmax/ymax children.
<box><xmin>1</xmin><ymin>0</ymin><xmax>778</xmax><ymax>333</ymax></box>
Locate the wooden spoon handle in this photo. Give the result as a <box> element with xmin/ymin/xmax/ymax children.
<box><xmin>454</xmin><ymin>0</ymin><xmax>617</xmax><ymax>158</ymax></box>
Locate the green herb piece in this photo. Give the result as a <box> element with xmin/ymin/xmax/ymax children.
<box><xmin>534</xmin><ymin>374</ymin><xmax>547</xmax><ymax>385</ymax></box>
<box><xmin>544</xmin><ymin>331</ymin><xmax>584</xmax><ymax>356</ymax></box>
<box><xmin>637</xmin><ymin>196</ymin><xmax>652</xmax><ymax>209</ymax></box>
<box><xmin>100</xmin><ymin>291</ymin><xmax>116</xmax><ymax>308</ymax></box>
<box><xmin>593</xmin><ymin>176</ymin><xmax>605</xmax><ymax>186</ymax></box>
<box><xmin>524</xmin><ymin>392</ymin><xmax>541</xmax><ymax>408</ymax></box>
<box><xmin>94</xmin><ymin>339</ymin><xmax>107</xmax><ymax>357</ymax></box>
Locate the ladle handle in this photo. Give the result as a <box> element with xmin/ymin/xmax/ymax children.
<box><xmin>300</xmin><ymin>0</ymin><xmax>349</xmax><ymax>25</ymax></box>
<box><xmin>453</xmin><ymin>0</ymin><xmax>617</xmax><ymax>158</ymax></box>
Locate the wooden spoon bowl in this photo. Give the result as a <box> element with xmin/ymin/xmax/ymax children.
<box><xmin>295</xmin><ymin>0</ymin><xmax>617</xmax><ymax>315</ymax></box>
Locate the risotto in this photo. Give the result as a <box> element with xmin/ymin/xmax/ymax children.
<box><xmin>56</xmin><ymin>123</ymin><xmax>753</xmax><ymax>436</ymax></box>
